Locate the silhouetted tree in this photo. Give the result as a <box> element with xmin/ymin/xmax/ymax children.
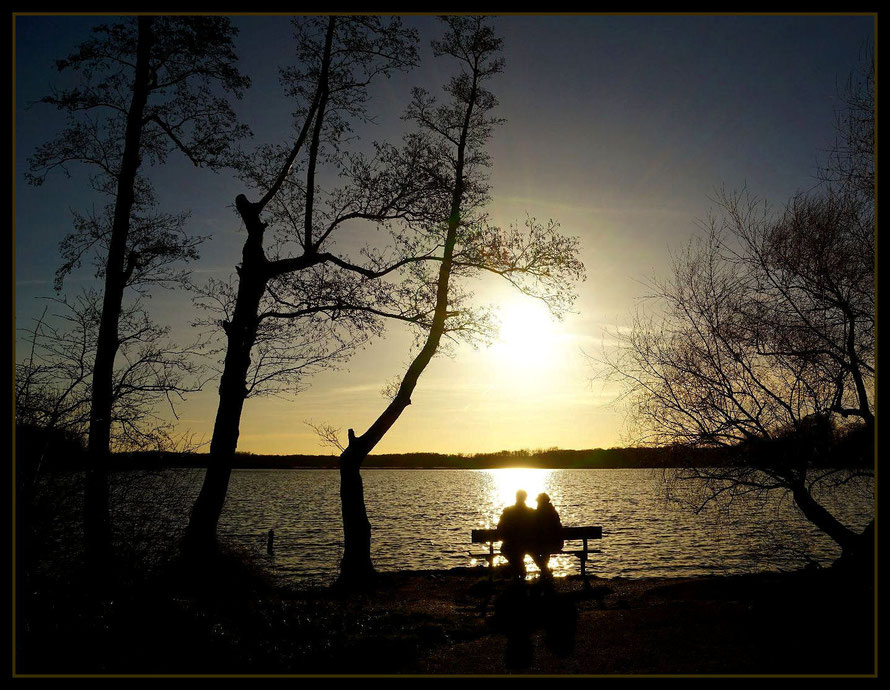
<box><xmin>27</xmin><ymin>16</ymin><xmax>250</xmax><ymax>566</ymax></box>
<box><xmin>331</xmin><ymin>17</ymin><xmax>585</xmax><ymax>585</ymax></box>
<box><xmin>184</xmin><ymin>16</ymin><xmax>428</xmax><ymax>555</ymax></box>
<box><xmin>14</xmin><ymin>290</ymin><xmax>204</xmax><ymax>599</ymax></box>
<box><xmin>602</xmin><ymin>56</ymin><xmax>874</xmax><ymax>562</ymax></box>
<box><xmin>16</xmin><ymin>292</ymin><xmax>203</xmax><ymax>472</ymax></box>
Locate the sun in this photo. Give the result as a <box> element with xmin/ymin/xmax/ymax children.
<box><xmin>491</xmin><ymin>299</ymin><xmax>560</xmax><ymax>367</ymax></box>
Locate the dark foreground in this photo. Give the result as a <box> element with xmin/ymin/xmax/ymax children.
<box><xmin>16</xmin><ymin>552</ymin><xmax>875</xmax><ymax>676</ymax></box>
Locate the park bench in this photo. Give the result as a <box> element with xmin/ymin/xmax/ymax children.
<box><xmin>470</xmin><ymin>525</ymin><xmax>603</xmax><ymax>580</ymax></box>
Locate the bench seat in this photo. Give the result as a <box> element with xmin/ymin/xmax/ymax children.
<box><xmin>470</xmin><ymin>525</ymin><xmax>603</xmax><ymax>578</ymax></box>
<box><xmin>468</xmin><ymin>548</ymin><xmax>603</xmax><ymax>558</ymax></box>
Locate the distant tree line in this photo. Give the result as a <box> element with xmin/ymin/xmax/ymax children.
<box><xmin>21</xmin><ymin>438</ymin><xmax>872</xmax><ymax>472</ymax></box>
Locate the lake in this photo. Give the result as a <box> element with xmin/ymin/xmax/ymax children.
<box><xmin>110</xmin><ymin>468</ymin><xmax>874</xmax><ymax>587</ymax></box>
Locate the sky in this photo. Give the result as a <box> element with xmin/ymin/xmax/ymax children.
<box><xmin>13</xmin><ymin>14</ymin><xmax>876</xmax><ymax>455</ymax></box>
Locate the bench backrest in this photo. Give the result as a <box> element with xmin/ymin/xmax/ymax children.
<box><xmin>471</xmin><ymin>525</ymin><xmax>602</xmax><ymax>543</ymax></box>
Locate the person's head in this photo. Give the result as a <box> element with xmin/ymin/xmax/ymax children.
<box><xmin>536</xmin><ymin>493</ymin><xmax>551</xmax><ymax>506</ymax></box>
<box><xmin>515</xmin><ymin>489</ymin><xmax>528</xmax><ymax>505</ymax></box>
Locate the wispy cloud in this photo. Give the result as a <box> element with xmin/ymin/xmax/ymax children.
<box><xmin>495</xmin><ymin>195</ymin><xmax>697</xmax><ymax>219</ymax></box>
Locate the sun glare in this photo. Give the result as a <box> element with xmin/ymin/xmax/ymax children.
<box><xmin>489</xmin><ymin>467</ymin><xmax>553</xmax><ymax>511</ymax></box>
<box><xmin>492</xmin><ymin>299</ymin><xmax>560</xmax><ymax>368</ymax></box>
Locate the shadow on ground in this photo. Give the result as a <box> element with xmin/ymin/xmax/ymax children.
<box><xmin>16</xmin><ymin>555</ymin><xmax>875</xmax><ymax>676</ymax></box>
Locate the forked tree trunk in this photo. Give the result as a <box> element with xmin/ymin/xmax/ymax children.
<box><xmin>183</xmin><ymin>20</ymin><xmax>333</xmax><ymax>559</ymax></box>
<box><xmin>184</xmin><ymin>196</ymin><xmax>269</xmax><ymax>555</ymax></box>
<box><xmin>84</xmin><ymin>16</ymin><xmax>154</xmax><ymax>569</ymax></box>
<box><xmin>335</xmin><ymin>219</ymin><xmax>457</xmax><ymax>586</ymax></box>
<box><xmin>336</xmin><ymin>62</ymin><xmax>479</xmax><ymax>587</ymax></box>
<box><xmin>183</xmin><ymin>196</ymin><xmax>328</xmax><ymax>554</ymax></box>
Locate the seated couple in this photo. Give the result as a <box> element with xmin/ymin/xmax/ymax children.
<box><xmin>497</xmin><ymin>489</ymin><xmax>563</xmax><ymax>578</ymax></box>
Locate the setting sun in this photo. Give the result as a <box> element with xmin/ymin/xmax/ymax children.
<box><xmin>492</xmin><ymin>299</ymin><xmax>561</xmax><ymax>368</ymax></box>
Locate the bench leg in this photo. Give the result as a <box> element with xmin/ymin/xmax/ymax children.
<box><xmin>581</xmin><ymin>537</ymin><xmax>589</xmax><ymax>584</ymax></box>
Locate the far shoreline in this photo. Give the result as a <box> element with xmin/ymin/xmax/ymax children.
<box><xmin>90</xmin><ymin>446</ymin><xmax>728</xmax><ymax>471</ymax></box>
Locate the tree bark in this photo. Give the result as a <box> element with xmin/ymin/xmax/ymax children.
<box><xmin>790</xmin><ymin>480</ymin><xmax>859</xmax><ymax>553</ymax></box>
<box><xmin>84</xmin><ymin>16</ymin><xmax>154</xmax><ymax>568</ymax></box>
<box><xmin>336</xmin><ymin>208</ymin><xmax>460</xmax><ymax>585</ymax></box>
<box><xmin>337</xmin><ymin>444</ymin><xmax>375</xmax><ymax>585</ymax></box>
<box><xmin>845</xmin><ymin>315</ymin><xmax>874</xmax><ymax>433</ymax></box>
<box><xmin>183</xmin><ymin>19</ymin><xmax>334</xmax><ymax>558</ymax></box>
<box><xmin>184</xmin><ymin>195</ymin><xmax>269</xmax><ymax>554</ymax></box>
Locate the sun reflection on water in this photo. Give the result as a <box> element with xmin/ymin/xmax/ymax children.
<box><xmin>488</xmin><ymin>467</ymin><xmax>554</xmax><ymax>513</ymax></box>
<box><xmin>477</xmin><ymin>467</ymin><xmax>571</xmax><ymax>578</ymax></box>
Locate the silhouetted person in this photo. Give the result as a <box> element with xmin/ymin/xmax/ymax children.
<box><xmin>497</xmin><ymin>489</ymin><xmax>535</xmax><ymax>578</ymax></box>
<box><xmin>532</xmin><ymin>493</ymin><xmax>563</xmax><ymax>578</ymax></box>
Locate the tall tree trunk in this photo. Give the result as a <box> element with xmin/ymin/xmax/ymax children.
<box><xmin>183</xmin><ymin>19</ymin><xmax>331</xmax><ymax>558</ymax></box>
<box><xmin>84</xmin><ymin>16</ymin><xmax>154</xmax><ymax>568</ymax></box>
<box><xmin>338</xmin><ymin>446</ymin><xmax>375</xmax><ymax>584</ymax></box>
<box><xmin>845</xmin><ymin>315</ymin><xmax>874</xmax><ymax>433</ymax></box>
<box><xmin>336</xmin><ymin>217</ymin><xmax>458</xmax><ymax>585</ymax></box>
<box><xmin>184</xmin><ymin>195</ymin><xmax>269</xmax><ymax>554</ymax></box>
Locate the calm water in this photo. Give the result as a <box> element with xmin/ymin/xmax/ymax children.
<box><xmin>111</xmin><ymin>468</ymin><xmax>873</xmax><ymax>587</ymax></box>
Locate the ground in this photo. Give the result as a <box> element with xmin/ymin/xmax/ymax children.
<box><xmin>15</xmin><ymin>553</ymin><xmax>876</xmax><ymax>676</ymax></box>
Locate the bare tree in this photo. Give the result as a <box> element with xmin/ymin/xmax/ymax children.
<box><xmin>733</xmin><ymin>191</ymin><xmax>874</xmax><ymax>434</ymax></box>
<box><xmin>331</xmin><ymin>17</ymin><xmax>586</xmax><ymax>585</ymax></box>
<box><xmin>603</xmin><ymin>200</ymin><xmax>873</xmax><ymax>562</ymax></box>
<box><xmin>15</xmin><ymin>290</ymin><xmax>206</xmax><ymax>588</ymax></box>
<box><xmin>820</xmin><ymin>48</ymin><xmax>874</xmax><ymax>201</ymax></box>
<box><xmin>601</xmin><ymin>53</ymin><xmax>874</xmax><ymax>566</ymax></box>
<box><xmin>183</xmin><ymin>16</ymin><xmax>432</xmax><ymax>554</ymax></box>
<box><xmin>608</xmin><ymin>216</ymin><xmax>868</xmax><ymax>536</ymax></box>
<box><xmin>15</xmin><ymin>290</ymin><xmax>206</xmax><ymax>464</ymax></box>
<box><xmin>27</xmin><ymin>16</ymin><xmax>250</xmax><ymax>565</ymax></box>
<box><xmin>15</xmin><ymin>301</ymin><xmax>94</xmax><ymax>479</ymax></box>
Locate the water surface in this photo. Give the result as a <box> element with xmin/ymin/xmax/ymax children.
<box><xmin>109</xmin><ymin>469</ymin><xmax>872</xmax><ymax>583</ymax></box>
<box><xmin>112</xmin><ymin>468</ymin><xmax>873</xmax><ymax>587</ymax></box>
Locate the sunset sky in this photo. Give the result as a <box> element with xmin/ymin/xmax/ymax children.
<box><xmin>13</xmin><ymin>14</ymin><xmax>875</xmax><ymax>455</ymax></box>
